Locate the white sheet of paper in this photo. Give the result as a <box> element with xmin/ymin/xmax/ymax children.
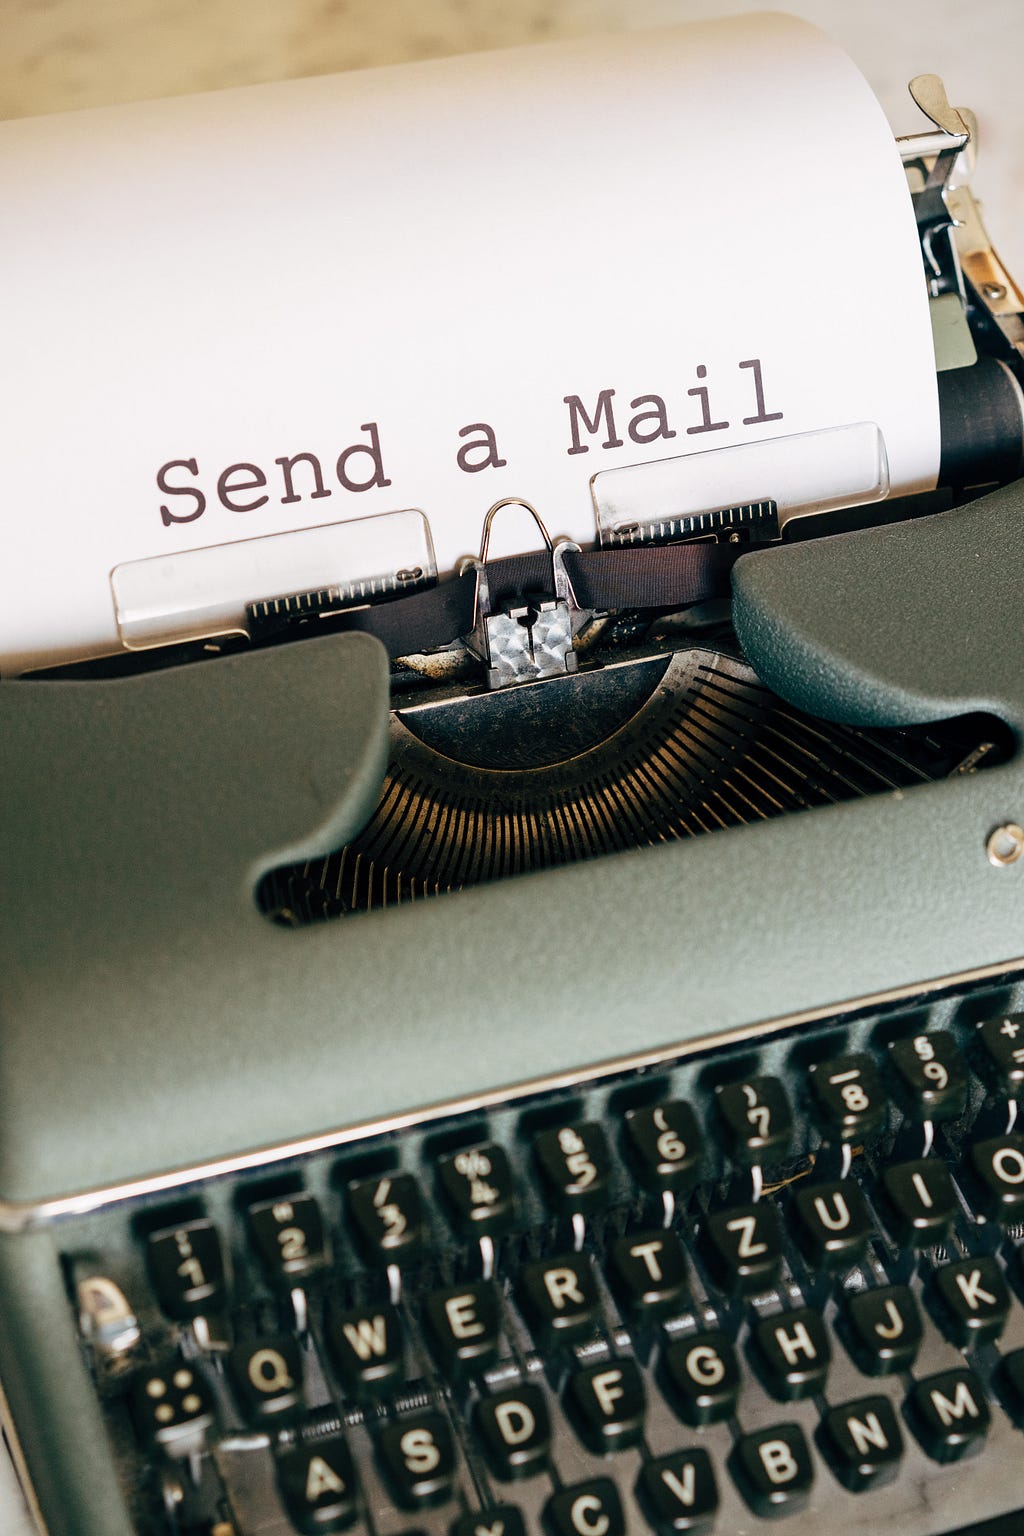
<box><xmin>0</xmin><ymin>13</ymin><xmax>938</xmax><ymax>673</ymax></box>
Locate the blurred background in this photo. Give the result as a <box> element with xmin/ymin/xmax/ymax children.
<box><xmin>1</xmin><ymin>0</ymin><xmax>1022</xmax><ymax>269</ymax></box>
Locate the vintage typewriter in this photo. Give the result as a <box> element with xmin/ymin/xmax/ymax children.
<box><xmin>3</xmin><ymin>23</ymin><xmax>1024</xmax><ymax>1536</ymax></box>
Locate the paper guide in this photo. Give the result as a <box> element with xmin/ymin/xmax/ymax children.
<box><xmin>0</xmin><ymin>14</ymin><xmax>939</xmax><ymax>673</ymax></box>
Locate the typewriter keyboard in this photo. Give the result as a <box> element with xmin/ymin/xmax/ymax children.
<box><xmin>63</xmin><ymin>980</ymin><xmax>1024</xmax><ymax>1535</ymax></box>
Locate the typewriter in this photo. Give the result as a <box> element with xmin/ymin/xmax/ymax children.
<box><xmin>3</xmin><ymin>20</ymin><xmax>1024</xmax><ymax>1536</ymax></box>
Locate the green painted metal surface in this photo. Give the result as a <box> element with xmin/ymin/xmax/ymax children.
<box><xmin>0</xmin><ymin>488</ymin><xmax>1022</xmax><ymax>1211</ymax></box>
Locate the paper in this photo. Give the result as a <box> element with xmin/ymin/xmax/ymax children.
<box><xmin>0</xmin><ymin>14</ymin><xmax>939</xmax><ymax>674</ymax></box>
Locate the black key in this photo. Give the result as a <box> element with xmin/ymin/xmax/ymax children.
<box><xmin>996</xmin><ymin>1348</ymin><xmax>1024</xmax><ymax>1427</ymax></box>
<box><xmin>842</xmin><ymin>1285</ymin><xmax>921</xmax><ymax>1375</ymax></box>
<box><xmin>437</xmin><ymin>1144</ymin><xmax>516</xmax><ymax>1238</ymax></box>
<box><xmin>518</xmin><ymin>1253</ymin><xmax>601</xmax><ymax>1346</ymax></box>
<box><xmin>147</xmin><ymin>1219</ymin><xmax>227</xmax><ymax>1320</ymax></box>
<box><xmin>133</xmin><ymin>1359</ymin><xmax>214</xmax><ymax>1456</ymax></box>
<box><xmin>751</xmin><ymin>1307</ymin><xmax>830</xmax><ymax>1400</ymax></box>
<box><xmin>228</xmin><ymin>1335</ymin><xmax>304</xmax><ymax>1422</ymax></box>
<box><xmin>702</xmin><ymin>1202</ymin><xmax>782</xmax><ymax>1295</ymax></box>
<box><xmin>624</xmin><ymin>1101</ymin><xmax>702</xmax><ymax>1193</ymax></box>
<box><xmin>809</xmin><ymin>1053</ymin><xmax>887</xmax><ymax>1143</ymax></box>
<box><xmin>792</xmin><ymin>1179</ymin><xmax>872</xmax><ymax>1270</ymax></box>
<box><xmin>378</xmin><ymin>1413</ymin><xmax>456</xmax><ymax>1508</ymax></box>
<box><xmin>476</xmin><ymin>1384</ymin><xmax>550</xmax><ymax>1479</ymax></box>
<box><xmin>975</xmin><ymin>1014</ymin><xmax>1024</xmax><ymax>1096</ymax></box>
<box><xmin>636</xmin><ymin>1449</ymin><xmax>718</xmax><ymax>1534</ymax></box>
<box><xmin>817</xmin><ymin>1395</ymin><xmax>903</xmax><ymax>1493</ymax></box>
<box><xmin>729</xmin><ymin>1423</ymin><xmax>814</xmax><ymax>1518</ymax></box>
<box><xmin>661</xmin><ymin>1330</ymin><xmax>739</xmax><ymax>1426</ymax></box>
<box><xmin>451</xmin><ymin>1508</ymin><xmax>526</xmax><ymax>1536</ymax></box>
<box><xmin>545</xmin><ymin>1479</ymin><xmax>624</xmax><ymax>1536</ymax></box>
<box><xmin>423</xmin><ymin>1282</ymin><xmax>501</xmax><ymax>1373</ymax></box>
<box><xmin>931</xmin><ymin>1257</ymin><xmax>1010</xmax><ymax>1346</ymax></box>
<box><xmin>348</xmin><ymin>1173</ymin><xmax>425</xmax><ymax>1265</ymax></box>
<box><xmin>609</xmin><ymin>1229</ymin><xmax>689</xmax><ymax>1317</ymax></box>
<box><xmin>325</xmin><ymin>1301</ymin><xmax>404</xmax><ymax>1399</ymax></box>
<box><xmin>277</xmin><ymin>1436</ymin><xmax>359</xmax><ymax>1533</ymax></box>
<box><xmin>716</xmin><ymin>1076</ymin><xmax>793</xmax><ymax>1165</ymax></box>
<box><xmin>905</xmin><ymin>1368</ymin><xmax>991</xmax><ymax>1463</ymax></box>
<box><xmin>881</xmin><ymin>1158</ymin><xmax>957</xmax><ymax>1246</ymax></box>
<box><xmin>888</xmin><ymin>1032</ymin><xmax>968</xmax><ymax>1123</ymax></box>
<box><xmin>966</xmin><ymin>1135</ymin><xmax>1024</xmax><ymax>1221</ymax></box>
<box><xmin>566</xmin><ymin>1359</ymin><xmax>645</xmax><ymax>1453</ymax></box>
<box><xmin>534</xmin><ymin>1123</ymin><xmax>612</xmax><ymax>1216</ymax></box>
<box><xmin>247</xmin><ymin>1192</ymin><xmax>327</xmax><ymax>1286</ymax></box>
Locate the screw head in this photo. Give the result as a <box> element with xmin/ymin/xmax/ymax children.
<box><xmin>986</xmin><ymin>823</ymin><xmax>1024</xmax><ymax>866</ymax></box>
<box><xmin>982</xmin><ymin>281</ymin><xmax>1007</xmax><ymax>302</ymax></box>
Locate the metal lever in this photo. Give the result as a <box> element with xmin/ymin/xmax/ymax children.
<box><xmin>461</xmin><ymin>498</ymin><xmax>584</xmax><ymax>689</ymax></box>
<box><xmin>898</xmin><ymin>74</ymin><xmax>973</xmax><ymax>298</ymax></box>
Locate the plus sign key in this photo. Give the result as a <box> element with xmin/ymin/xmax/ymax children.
<box><xmin>975</xmin><ymin>1015</ymin><xmax>1024</xmax><ymax>1098</ymax></box>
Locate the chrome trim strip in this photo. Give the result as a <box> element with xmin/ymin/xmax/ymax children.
<box><xmin>1</xmin><ymin>956</ymin><xmax>1021</xmax><ymax>1234</ymax></box>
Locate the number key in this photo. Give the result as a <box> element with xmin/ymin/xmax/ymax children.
<box><xmin>348</xmin><ymin>1173</ymin><xmax>425</xmax><ymax>1265</ymax></box>
<box><xmin>437</xmin><ymin>1143</ymin><xmax>516</xmax><ymax>1237</ymax></box>
<box><xmin>809</xmin><ymin>1053</ymin><xmax>887</xmax><ymax>1143</ymax></box>
<box><xmin>623</xmin><ymin>1101</ymin><xmax>702</xmax><ymax>1192</ymax></box>
<box><xmin>716</xmin><ymin>1076</ymin><xmax>793</xmax><ymax>1165</ymax></box>
<box><xmin>147</xmin><ymin>1219</ymin><xmax>226</xmax><ymax>1320</ymax></box>
<box><xmin>534</xmin><ymin>1123</ymin><xmax>611</xmax><ymax>1215</ymax></box>
<box><xmin>888</xmin><ymin>1032</ymin><xmax>968</xmax><ymax>1122</ymax></box>
<box><xmin>247</xmin><ymin>1192</ymin><xmax>328</xmax><ymax>1286</ymax></box>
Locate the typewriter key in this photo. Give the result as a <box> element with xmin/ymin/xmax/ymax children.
<box><xmin>880</xmin><ymin>1159</ymin><xmax>957</xmax><ymax>1246</ymax></box>
<box><xmin>348</xmin><ymin>1173</ymin><xmax>426</xmax><ymax>1266</ymax></box>
<box><xmin>423</xmin><ymin>1281</ymin><xmax>501</xmax><ymax>1374</ymax></box>
<box><xmin>974</xmin><ymin>1015</ymin><xmax>1024</xmax><ymax>1098</ymax></box>
<box><xmin>566</xmin><ymin>1358</ymin><xmax>646</xmax><ymax>1454</ymax></box>
<box><xmin>930</xmin><ymin>1257</ymin><xmax>1010</xmax><ymax>1346</ymax></box>
<box><xmin>841</xmin><ymin>1286</ymin><xmax>922</xmax><ymax>1375</ymax></box>
<box><xmin>378</xmin><ymin>1413</ymin><xmax>456</xmax><ymax>1507</ymax></box>
<box><xmin>451</xmin><ymin>1508</ymin><xmax>526</xmax><ymax>1536</ymax></box>
<box><xmin>965</xmin><ymin>1134</ymin><xmax>1024</xmax><ymax>1220</ymax></box>
<box><xmin>809</xmin><ymin>1053</ymin><xmax>888</xmax><ymax>1144</ymax></box>
<box><xmin>995</xmin><ymin>1348</ymin><xmax>1024</xmax><ymax>1427</ymax></box>
<box><xmin>701</xmin><ymin>1202</ymin><xmax>782</xmax><ymax>1295</ymax></box>
<box><xmin>228</xmin><ymin>1335</ymin><xmax>304</xmax><ymax>1422</ymax></box>
<box><xmin>905</xmin><ymin>1369</ymin><xmax>991</xmax><ymax>1463</ymax></box>
<box><xmin>277</xmin><ymin>1435</ymin><xmax>359</xmax><ymax>1533</ymax></box>
<box><xmin>661</xmin><ymin>1330</ymin><xmax>739</xmax><ymax>1426</ymax></box>
<box><xmin>792</xmin><ymin>1179</ymin><xmax>873</xmax><ymax>1270</ymax></box>
<box><xmin>437</xmin><ymin>1143</ymin><xmax>517</xmax><ymax>1238</ymax></box>
<box><xmin>636</xmin><ymin>1449</ymin><xmax>718</xmax><ymax>1534</ymax></box>
<box><xmin>715</xmin><ymin>1076</ymin><xmax>793</xmax><ymax>1166</ymax></box>
<box><xmin>247</xmin><ymin>1191</ymin><xmax>328</xmax><ymax>1285</ymax></box>
<box><xmin>518</xmin><ymin>1253</ymin><xmax>602</xmax><ymax>1346</ymax></box>
<box><xmin>533</xmin><ymin>1123</ymin><xmax>612</xmax><ymax>1216</ymax></box>
<box><xmin>888</xmin><ymin>1032</ymin><xmax>968</xmax><ymax>1123</ymax></box>
<box><xmin>475</xmin><ymin>1384</ymin><xmax>551</xmax><ymax>1479</ymax></box>
<box><xmin>147</xmin><ymin>1218</ymin><xmax>227</xmax><ymax>1321</ymax></box>
<box><xmin>609</xmin><ymin>1228</ymin><xmax>689</xmax><ymax>1317</ymax></box>
<box><xmin>817</xmin><ymin>1395</ymin><xmax>903</xmax><ymax>1493</ymax></box>
<box><xmin>325</xmin><ymin>1301</ymin><xmax>405</xmax><ymax>1399</ymax></box>
<box><xmin>751</xmin><ymin>1307</ymin><xmax>831</xmax><ymax>1401</ymax></box>
<box><xmin>729</xmin><ymin>1423</ymin><xmax>814</xmax><ymax>1518</ymax></box>
<box><xmin>544</xmin><ymin>1479</ymin><xmax>624</xmax><ymax>1536</ymax></box>
<box><xmin>623</xmin><ymin>1102</ymin><xmax>703</xmax><ymax>1193</ymax></box>
<box><xmin>132</xmin><ymin>1358</ymin><xmax>214</xmax><ymax>1457</ymax></box>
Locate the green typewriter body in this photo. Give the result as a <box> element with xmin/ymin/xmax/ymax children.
<box><xmin>3</xmin><ymin>475</ymin><xmax>1024</xmax><ymax>1536</ymax></box>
